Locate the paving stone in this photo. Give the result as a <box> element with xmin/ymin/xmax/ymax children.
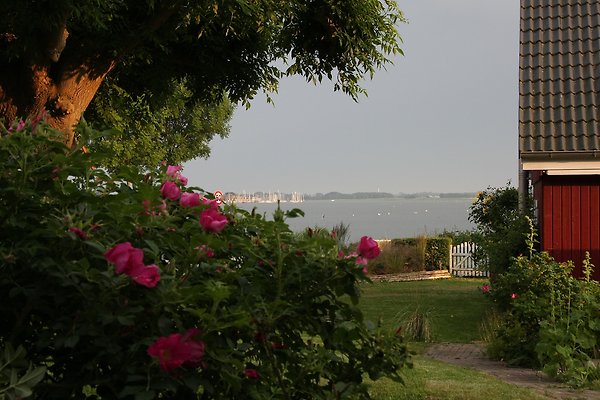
<box><xmin>426</xmin><ymin>343</ymin><xmax>600</xmax><ymax>400</ymax></box>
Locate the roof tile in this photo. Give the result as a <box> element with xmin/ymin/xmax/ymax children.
<box><xmin>519</xmin><ymin>0</ymin><xmax>600</xmax><ymax>155</ymax></box>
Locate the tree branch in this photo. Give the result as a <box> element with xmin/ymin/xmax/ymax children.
<box><xmin>118</xmin><ymin>1</ymin><xmax>184</xmax><ymax>57</ymax></box>
<box><xmin>46</xmin><ymin>25</ymin><xmax>69</xmax><ymax>63</ymax></box>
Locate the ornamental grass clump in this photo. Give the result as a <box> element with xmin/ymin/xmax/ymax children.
<box><xmin>0</xmin><ymin>120</ymin><xmax>409</xmax><ymax>399</ymax></box>
<box><xmin>397</xmin><ymin>308</ymin><xmax>432</xmax><ymax>342</ymax></box>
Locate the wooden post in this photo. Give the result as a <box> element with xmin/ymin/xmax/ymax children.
<box><xmin>449</xmin><ymin>243</ymin><xmax>453</xmax><ymax>276</ymax></box>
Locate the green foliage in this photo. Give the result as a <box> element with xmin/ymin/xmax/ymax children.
<box><xmin>535</xmin><ymin>253</ymin><xmax>600</xmax><ymax>387</ymax></box>
<box><xmin>415</xmin><ymin>235</ymin><xmax>427</xmax><ymax>270</ymax></box>
<box><xmin>441</xmin><ymin>229</ymin><xmax>481</xmax><ymax>247</ymax></box>
<box><xmin>87</xmin><ymin>81</ymin><xmax>234</xmax><ymax>167</ymax></box>
<box><xmin>391</xmin><ymin>237</ymin><xmax>451</xmax><ymax>270</ymax></box>
<box><xmin>0</xmin><ymin>122</ymin><xmax>409</xmax><ymax>398</ymax></box>
<box><xmin>331</xmin><ymin>221</ymin><xmax>352</xmax><ymax>253</ymax></box>
<box><xmin>486</xmin><ymin>252</ymin><xmax>576</xmax><ymax>366</ymax></box>
<box><xmin>469</xmin><ymin>185</ymin><xmax>533</xmax><ymax>276</ymax></box>
<box><xmin>1</xmin><ymin>0</ymin><xmax>404</xmax><ymax>125</ymax></box>
<box><xmin>485</xmin><ymin>248</ymin><xmax>600</xmax><ymax>387</ymax></box>
<box><xmin>0</xmin><ymin>345</ymin><xmax>46</xmax><ymax>400</ymax></box>
<box><xmin>369</xmin><ymin>241</ymin><xmax>416</xmax><ymax>274</ymax></box>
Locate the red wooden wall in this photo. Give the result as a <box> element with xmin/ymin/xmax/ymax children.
<box><xmin>533</xmin><ymin>174</ymin><xmax>600</xmax><ymax>279</ymax></box>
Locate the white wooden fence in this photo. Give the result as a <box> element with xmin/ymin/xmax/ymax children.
<box><xmin>450</xmin><ymin>242</ymin><xmax>488</xmax><ymax>277</ymax></box>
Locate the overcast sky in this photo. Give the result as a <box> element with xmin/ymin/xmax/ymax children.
<box><xmin>185</xmin><ymin>0</ymin><xmax>520</xmax><ymax>195</ymax></box>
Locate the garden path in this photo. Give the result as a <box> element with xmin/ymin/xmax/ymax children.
<box><xmin>427</xmin><ymin>343</ymin><xmax>600</xmax><ymax>400</ymax></box>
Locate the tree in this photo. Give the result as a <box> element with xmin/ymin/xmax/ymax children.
<box><xmin>0</xmin><ymin>0</ymin><xmax>404</xmax><ymax>147</ymax></box>
<box><xmin>86</xmin><ymin>78</ymin><xmax>234</xmax><ymax>167</ymax></box>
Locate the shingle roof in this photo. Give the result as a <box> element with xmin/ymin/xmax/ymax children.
<box><xmin>519</xmin><ymin>0</ymin><xmax>600</xmax><ymax>156</ymax></box>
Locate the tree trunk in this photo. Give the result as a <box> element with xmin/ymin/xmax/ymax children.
<box><xmin>0</xmin><ymin>22</ymin><xmax>115</xmax><ymax>147</ymax></box>
<box><xmin>0</xmin><ymin>59</ymin><xmax>114</xmax><ymax>147</ymax></box>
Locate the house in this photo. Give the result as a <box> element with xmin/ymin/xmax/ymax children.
<box><xmin>518</xmin><ymin>0</ymin><xmax>600</xmax><ymax>278</ymax></box>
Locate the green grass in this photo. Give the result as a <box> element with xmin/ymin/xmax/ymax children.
<box><xmin>359</xmin><ymin>278</ymin><xmax>551</xmax><ymax>399</ymax></box>
<box><xmin>359</xmin><ymin>278</ymin><xmax>490</xmax><ymax>342</ymax></box>
<box><xmin>367</xmin><ymin>355</ymin><xmax>549</xmax><ymax>400</ymax></box>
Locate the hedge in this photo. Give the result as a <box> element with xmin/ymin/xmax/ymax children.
<box><xmin>391</xmin><ymin>237</ymin><xmax>452</xmax><ymax>270</ymax></box>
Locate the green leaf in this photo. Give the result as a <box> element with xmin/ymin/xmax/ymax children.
<box><xmin>9</xmin><ymin>368</ymin><xmax>17</xmax><ymax>385</ymax></box>
<box><xmin>22</xmin><ymin>366</ymin><xmax>46</xmax><ymax>387</ymax></box>
<box><xmin>84</xmin><ymin>240</ymin><xmax>106</xmax><ymax>255</ymax></box>
<box><xmin>144</xmin><ymin>239</ymin><xmax>160</xmax><ymax>255</ymax></box>
<box><xmin>64</xmin><ymin>336</ymin><xmax>80</xmax><ymax>348</ymax></box>
<box><xmin>134</xmin><ymin>391</ymin><xmax>155</xmax><ymax>400</ymax></box>
<box><xmin>117</xmin><ymin>315</ymin><xmax>135</xmax><ymax>326</ymax></box>
<box><xmin>13</xmin><ymin>384</ymin><xmax>32</xmax><ymax>398</ymax></box>
<box><xmin>285</xmin><ymin>209</ymin><xmax>305</xmax><ymax>218</ymax></box>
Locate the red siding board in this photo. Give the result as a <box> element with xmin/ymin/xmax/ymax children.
<box><xmin>571</xmin><ymin>185</ymin><xmax>582</xmax><ymax>275</ymax></box>
<box><xmin>591</xmin><ymin>184</ymin><xmax>600</xmax><ymax>279</ymax></box>
<box><xmin>581</xmin><ymin>184</ymin><xmax>591</xmax><ymax>255</ymax></box>
<box><xmin>561</xmin><ymin>183</ymin><xmax>572</xmax><ymax>268</ymax></box>
<box><xmin>552</xmin><ymin>181</ymin><xmax>562</xmax><ymax>254</ymax></box>
<box><xmin>536</xmin><ymin>174</ymin><xmax>600</xmax><ymax>280</ymax></box>
<box><xmin>541</xmin><ymin>179</ymin><xmax>553</xmax><ymax>250</ymax></box>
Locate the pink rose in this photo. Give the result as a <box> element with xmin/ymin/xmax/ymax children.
<box><xmin>481</xmin><ymin>284</ymin><xmax>491</xmax><ymax>293</ymax></box>
<box><xmin>357</xmin><ymin>236</ymin><xmax>380</xmax><ymax>260</ymax></box>
<box><xmin>180</xmin><ymin>192</ymin><xmax>201</xmax><ymax>208</ymax></box>
<box><xmin>202</xmin><ymin>198</ymin><xmax>219</xmax><ymax>208</ymax></box>
<box><xmin>166</xmin><ymin>165</ymin><xmax>182</xmax><ymax>177</ymax></box>
<box><xmin>199</xmin><ymin>208</ymin><xmax>228</xmax><ymax>233</ymax></box>
<box><xmin>16</xmin><ymin>119</ymin><xmax>25</xmax><ymax>132</ymax></box>
<box><xmin>178</xmin><ymin>175</ymin><xmax>188</xmax><ymax>186</ymax></box>
<box><xmin>244</xmin><ymin>368</ymin><xmax>260</xmax><ymax>379</ymax></box>
<box><xmin>196</xmin><ymin>244</ymin><xmax>215</xmax><ymax>258</ymax></box>
<box><xmin>129</xmin><ymin>264</ymin><xmax>161</xmax><ymax>288</ymax></box>
<box><xmin>148</xmin><ymin>328</ymin><xmax>205</xmax><ymax>372</ymax></box>
<box><xmin>511</xmin><ymin>293</ymin><xmax>517</xmax><ymax>299</ymax></box>
<box><xmin>355</xmin><ymin>256</ymin><xmax>368</xmax><ymax>266</ymax></box>
<box><xmin>104</xmin><ymin>242</ymin><xmax>145</xmax><ymax>275</ymax></box>
<box><xmin>68</xmin><ymin>227</ymin><xmax>87</xmax><ymax>240</ymax></box>
<box><xmin>161</xmin><ymin>181</ymin><xmax>181</xmax><ymax>200</ymax></box>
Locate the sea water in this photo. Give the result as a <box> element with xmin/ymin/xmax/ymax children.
<box><xmin>235</xmin><ymin>197</ymin><xmax>475</xmax><ymax>242</ymax></box>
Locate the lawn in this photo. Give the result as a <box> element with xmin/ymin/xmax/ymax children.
<box><xmin>368</xmin><ymin>356</ymin><xmax>549</xmax><ymax>400</ymax></box>
<box><xmin>359</xmin><ymin>278</ymin><xmax>551</xmax><ymax>400</ymax></box>
<box><xmin>359</xmin><ymin>278</ymin><xmax>490</xmax><ymax>342</ymax></box>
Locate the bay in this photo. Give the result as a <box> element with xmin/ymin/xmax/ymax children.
<box><xmin>236</xmin><ymin>197</ymin><xmax>475</xmax><ymax>242</ymax></box>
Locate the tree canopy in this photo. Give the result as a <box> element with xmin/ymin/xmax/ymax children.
<box><xmin>0</xmin><ymin>0</ymin><xmax>404</xmax><ymax>152</ymax></box>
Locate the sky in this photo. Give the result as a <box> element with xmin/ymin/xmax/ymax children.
<box><xmin>184</xmin><ymin>0</ymin><xmax>520</xmax><ymax>195</ymax></box>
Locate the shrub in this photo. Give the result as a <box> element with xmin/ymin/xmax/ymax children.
<box><xmin>485</xmin><ymin>248</ymin><xmax>600</xmax><ymax>387</ymax></box>
<box><xmin>535</xmin><ymin>253</ymin><xmax>600</xmax><ymax>387</ymax></box>
<box><xmin>391</xmin><ymin>237</ymin><xmax>451</xmax><ymax>270</ymax></box>
<box><xmin>369</xmin><ymin>241</ymin><xmax>417</xmax><ymax>274</ymax></box>
<box><xmin>469</xmin><ymin>185</ymin><xmax>533</xmax><ymax>277</ymax></box>
<box><xmin>485</xmin><ymin>252</ymin><xmax>577</xmax><ymax>366</ymax></box>
<box><xmin>0</xmin><ymin>121</ymin><xmax>409</xmax><ymax>399</ymax></box>
<box><xmin>441</xmin><ymin>229</ymin><xmax>481</xmax><ymax>248</ymax></box>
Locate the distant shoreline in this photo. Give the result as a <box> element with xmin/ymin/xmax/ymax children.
<box><xmin>304</xmin><ymin>192</ymin><xmax>477</xmax><ymax>201</ymax></box>
<box><xmin>223</xmin><ymin>191</ymin><xmax>477</xmax><ymax>203</ymax></box>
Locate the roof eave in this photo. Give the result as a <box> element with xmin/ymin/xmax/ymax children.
<box><xmin>520</xmin><ymin>151</ymin><xmax>600</xmax><ymax>162</ymax></box>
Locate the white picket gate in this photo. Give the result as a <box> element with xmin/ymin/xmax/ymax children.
<box><xmin>450</xmin><ymin>242</ymin><xmax>488</xmax><ymax>277</ymax></box>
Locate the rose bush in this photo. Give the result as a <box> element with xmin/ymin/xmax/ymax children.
<box><xmin>0</xmin><ymin>121</ymin><xmax>409</xmax><ymax>399</ymax></box>
<box><xmin>484</xmin><ymin>244</ymin><xmax>600</xmax><ymax>387</ymax></box>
